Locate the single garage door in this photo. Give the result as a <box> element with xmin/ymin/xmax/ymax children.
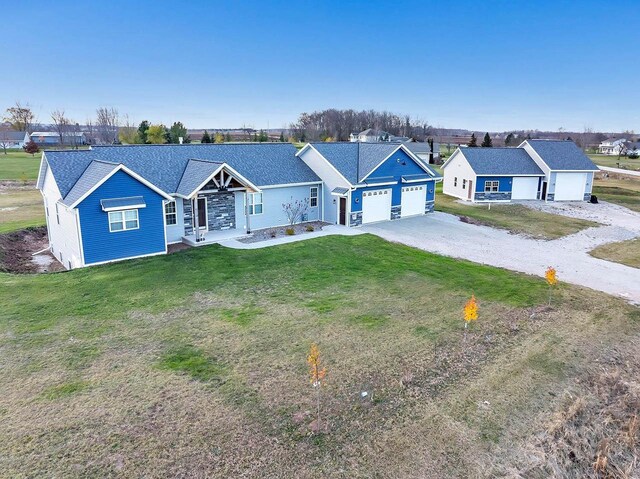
<box><xmin>511</xmin><ymin>177</ymin><xmax>539</xmax><ymax>200</ymax></box>
<box><xmin>362</xmin><ymin>189</ymin><xmax>391</xmax><ymax>224</ymax></box>
<box><xmin>401</xmin><ymin>185</ymin><xmax>426</xmax><ymax>217</ymax></box>
<box><xmin>554</xmin><ymin>173</ymin><xmax>586</xmax><ymax>201</ymax></box>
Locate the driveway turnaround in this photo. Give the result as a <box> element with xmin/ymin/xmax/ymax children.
<box><xmin>362</xmin><ymin>203</ymin><xmax>640</xmax><ymax>304</ymax></box>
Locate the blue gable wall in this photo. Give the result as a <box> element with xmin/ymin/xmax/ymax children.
<box><xmin>77</xmin><ymin>170</ymin><xmax>167</xmax><ymax>265</ymax></box>
<box><xmin>351</xmin><ymin>149</ymin><xmax>435</xmax><ymax>212</ymax></box>
<box><xmin>475</xmin><ymin>176</ymin><xmax>513</xmax><ymax>192</ymax></box>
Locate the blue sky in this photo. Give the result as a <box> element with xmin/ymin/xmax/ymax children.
<box><xmin>1</xmin><ymin>0</ymin><xmax>638</xmax><ymax>132</ymax></box>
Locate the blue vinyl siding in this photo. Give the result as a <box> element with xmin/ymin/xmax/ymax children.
<box><xmin>77</xmin><ymin>170</ymin><xmax>166</xmax><ymax>265</ymax></box>
<box><xmin>351</xmin><ymin>150</ymin><xmax>435</xmax><ymax>212</ymax></box>
<box><xmin>234</xmin><ymin>183</ymin><xmax>322</xmax><ymax>230</ymax></box>
<box><xmin>475</xmin><ymin>176</ymin><xmax>513</xmax><ymax>192</ymax></box>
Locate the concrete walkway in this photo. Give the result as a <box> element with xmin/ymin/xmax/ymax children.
<box><xmin>219</xmin><ymin>225</ymin><xmax>364</xmax><ymax>249</ymax></box>
<box><xmin>598</xmin><ymin>165</ymin><xmax>640</xmax><ymax>177</ymax></box>
<box><xmin>362</xmin><ymin>206</ymin><xmax>640</xmax><ymax>304</ymax></box>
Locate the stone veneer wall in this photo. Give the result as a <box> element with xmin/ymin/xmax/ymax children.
<box><xmin>474</xmin><ymin>191</ymin><xmax>512</xmax><ymax>202</ymax></box>
<box><xmin>425</xmin><ymin>201</ymin><xmax>435</xmax><ymax>213</ymax></box>
<box><xmin>583</xmin><ymin>192</ymin><xmax>591</xmax><ymax>201</ymax></box>
<box><xmin>183</xmin><ymin>192</ymin><xmax>236</xmax><ymax>235</ymax></box>
<box><xmin>203</xmin><ymin>192</ymin><xmax>235</xmax><ymax>230</ymax></box>
<box><xmin>391</xmin><ymin>205</ymin><xmax>402</xmax><ymax>220</ymax></box>
<box><xmin>183</xmin><ymin>199</ymin><xmax>193</xmax><ymax>236</ymax></box>
<box><xmin>546</xmin><ymin>194</ymin><xmax>555</xmax><ymax>201</ymax></box>
<box><xmin>350</xmin><ymin>211</ymin><xmax>362</xmax><ymax>227</ymax></box>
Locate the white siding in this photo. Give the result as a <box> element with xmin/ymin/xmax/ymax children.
<box><xmin>165</xmin><ymin>197</ymin><xmax>184</xmax><ymax>244</ymax></box>
<box><xmin>520</xmin><ymin>141</ymin><xmax>551</xmax><ymax>177</ymax></box>
<box><xmin>297</xmin><ymin>146</ymin><xmax>351</xmax><ymax>224</ymax></box>
<box><xmin>442</xmin><ymin>150</ymin><xmax>477</xmax><ymax>201</ymax></box>
<box><xmin>41</xmin><ymin>166</ymin><xmax>82</xmax><ymax>269</ymax></box>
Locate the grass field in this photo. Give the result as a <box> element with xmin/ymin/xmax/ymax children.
<box><xmin>590</xmin><ymin>238</ymin><xmax>640</xmax><ymax>268</ymax></box>
<box><xmin>0</xmin><ymin>235</ymin><xmax>638</xmax><ymax>477</ymax></box>
<box><xmin>0</xmin><ymin>185</ymin><xmax>45</xmax><ymax>233</ymax></box>
<box><xmin>593</xmin><ymin>173</ymin><xmax>640</xmax><ymax>213</ymax></box>
<box><xmin>589</xmin><ymin>153</ymin><xmax>640</xmax><ymax>171</ymax></box>
<box><xmin>0</xmin><ymin>150</ymin><xmax>41</xmax><ymax>180</ymax></box>
<box><xmin>434</xmin><ymin>183</ymin><xmax>597</xmax><ymax>239</ymax></box>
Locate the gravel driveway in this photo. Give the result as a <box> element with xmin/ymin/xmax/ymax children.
<box><xmin>362</xmin><ymin>201</ymin><xmax>640</xmax><ymax>304</ymax></box>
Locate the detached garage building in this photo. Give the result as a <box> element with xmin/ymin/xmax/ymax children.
<box><xmin>442</xmin><ymin>140</ymin><xmax>598</xmax><ymax>203</ymax></box>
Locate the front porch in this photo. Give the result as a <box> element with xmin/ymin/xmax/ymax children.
<box><xmin>182</xmin><ymin>228</ymin><xmax>250</xmax><ymax>246</ymax></box>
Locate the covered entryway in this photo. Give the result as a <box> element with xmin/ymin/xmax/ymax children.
<box><xmin>554</xmin><ymin>173</ymin><xmax>586</xmax><ymax>201</ymax></box>
<box><xmin>512</xmin><ymin>177</ymin><xmax>539</xmax><ymax>200</ymax></box>
<box><xmin>362</xmin><ymin>189</ymin><xmax>391</xmax><ymax>224</ymax></box>
<box><xmin>401</xmin><ymin>185</ymin><xmax>425</xmax><ymax>217</ymax></box>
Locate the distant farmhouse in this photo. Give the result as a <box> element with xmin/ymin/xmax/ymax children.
<box><xmin>598</xmin><ymin>138</ymin><xmax>627</xmax><ymax>155</ymax></box>
<box><xmin>0</xmin><ymin>131</ymin><xmax>29</xmax><ymax>149</ymax></box>
<box><xmin>31</xmin><ymin>131</ymin><xmax>87</xmax><ymax>147</ymax></box>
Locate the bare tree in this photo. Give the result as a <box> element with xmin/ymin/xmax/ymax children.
<box><xmin>96</xmin><ymin>107</ymin><xmax>119</xmax><ymax>144</ymax></box>
<box><xmin>51</xmin><ymin>109</ymin><xmax>71</xmax><ymax>145</ymax></box>
<box><xmin>118</xmin><ymin>114</ymin><xmax>139</xmax><ymax>144</ymax></box>
<box><xmin>85</xmin><ymin>118</ymin><xmax>94</xmax><ymax>144</ymax></box>
<box><xmin>282</xmin><ymin>197</ymin><xmax>309</xmax><ymax>225</ymax></box>
<box><xmin>4</xmin><ymin>101</ymin><xmax>35</xmax><ymax>133</ymax></box>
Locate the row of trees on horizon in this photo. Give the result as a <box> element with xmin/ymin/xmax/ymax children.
<box><xmin>2</xmin><ymin>101</ymin><xmax>634</xmax><ymax>149</ymax></box>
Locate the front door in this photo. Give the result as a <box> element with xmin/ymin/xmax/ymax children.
<box><xmin>339</xmin><ymin>197</ymin><xmax>347</xmax><ymax>225</ymax></box>
<box><xmin>467</xmin><ymin>180</ymin><xmax>473</xmax><ymax>200</ymax></box>
<box><xmin>192</xmin><ymin>197</ymin><xmax>208</xmax><ymax>230</ymax></box>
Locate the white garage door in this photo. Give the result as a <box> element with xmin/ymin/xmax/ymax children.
<box><xmin>511</xmin><ymin>177</ymin><xmax>539</xmax><ymax>200</ymax></box>
<box><xmin>554</xmin><ymin>173</ymin><xmax>586</xmax><ymax>201</ymax></box>
<box><xmin>401</xmin><ymin>185</ymin><xmax>426</xmax><ymax>217</ymax></box>
<box><xmin>362</xmin><ymin>189</ymin><xmax>391</xmax><ymax>224</ymax></box>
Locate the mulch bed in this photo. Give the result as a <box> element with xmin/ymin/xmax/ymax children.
<box><xmin>0</xmin><ymin>226</ymin><xmax>63</xmax><ymax>274</ymax></box>
<box><xmin>238</xmin><ymin>221</ymin><xmax>329</xmax><ymax>244</ymax></box>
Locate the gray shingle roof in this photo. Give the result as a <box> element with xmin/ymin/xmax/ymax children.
<box><xmin>61</xmin><ymin>160</ymin><xmax>119</xmax><ymax>206</ymax></box>
<box><xmin>0</xmin><ymin>131</ymin><xmax>27</xmax><ymax>141</ymax></box>
<box><xmin>455</xmin><ymin>148</ymin><xmax>545</xmax><ymax>176</ymax></box>
<box><xmin>310</xmin><ymin>142</ymin><xmax>421</xmax><ymax>184</ymax></box>
<box><xmin>44</xmin><ymin>144</ymin><xmax>320</xmax><ymax>203</ymax></box>
<box><xmin>175</xmin><ymin>159</ymin><xmax>223</xmax><ymax>197</ymax></box>
<box><xmin>526</xmin><ymin>140</ymin><xmax>599</xmax><ymax>171</ymax></box>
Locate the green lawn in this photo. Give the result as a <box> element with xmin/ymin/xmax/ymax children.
<box><xmin>590</xmin><ymin>238</ymin><xmax>640</xmax><ymax>268</ymax></box>
<box><xmin>0</xmin><ymin>235</ymin><xmax>638</xmax><ymax>477</ymax></box>
<box><xmin>0</xmin><ymin>150</ymin><xmax>41</xmax><ymax>181</ymax></box>
<box><xmin>589</xmin><ymin>153</ymin><xmax>640</xmax><ymax>171</ymax></box>
<box><xmin>593</xmin><ymin>174</ymin><xmax>640</xmax><ymax>213</ymax></box>
<box><xmin>0</xmin><ymin>186</ymin><xmax>45</xmax><ymax>233</ymax></box>
<box><xmin>434</xmin><ymin>183</ymin><xmax>598</xmax><ymax>239</ymax></box>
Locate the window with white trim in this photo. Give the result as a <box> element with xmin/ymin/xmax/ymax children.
<box><xmin>462</xmin><ymin>179</ymin><xmax>467</xmax><ymax>189</ymax></box>
<box><xmin>309</xmin><ymin>187</ymin><xmax>318</xmax><ymax>207</ymax></box>
<box><xmin>247</xmin><ymin>192</ymin><xmax>263</xmax><ymax>215</ymax></box>
<box><xmin>108</xmin><ymin>209</ymin><xmax>139</xmax><ymax>232</ymax></box>
<box><xmin>165</xmin><ymin>201</ymin><xmax>177</xmax><ymax>225</ymax></box>
<box><xmin>55</xmin><ymin>203</ymin><xmax>60</xmax><ymax>225</ymax></box>
<box><xmin>454</xmin><ymin>177</ymin><xmax>458</xmax><ymax>187</ymax></box>
<box><xmin>484</xmin><ymin>180</ymin><xmax>499</xmax><ymax>192</ymax></box>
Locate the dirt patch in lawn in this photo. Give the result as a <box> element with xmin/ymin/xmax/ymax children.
<box><xmin>0</xmin><ymin>226</ymin><xmax>63</xmax><ymax>274</ymax></box>
<box><xmin>238</xmin><ymin>221</ymin><xmax>329</xmax><ymax>243</ymax></box>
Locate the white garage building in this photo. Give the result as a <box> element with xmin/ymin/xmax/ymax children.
<box><xmin>442</xmin><ymin>140</ymin><xmax>599</xmax><ymax>203</ymax></box>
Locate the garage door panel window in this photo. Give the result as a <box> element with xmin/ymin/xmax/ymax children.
<box><xmin>484</xmin><ymin>181</ymin><xmax>499</xmax><ymax>192</ymax></box>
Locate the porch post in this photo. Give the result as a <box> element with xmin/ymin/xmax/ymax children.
<box><xmin>193</xmin><ymin>196</ymin><xmax>200</xmax><ymax>242</ymax></box>
<box><xmin>245</xmin><ymin>190</ymin><xmax>251</xmax><ymax>234</ymax></box>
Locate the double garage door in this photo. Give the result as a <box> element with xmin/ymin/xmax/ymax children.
<box><xmin>361</xmin><ymin>186</ymin><xmax>426</xmax><ymax>224</ymax></box>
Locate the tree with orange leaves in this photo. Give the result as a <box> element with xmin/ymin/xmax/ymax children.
<box><xmin>545</xmin><ymin>267</ymin><xmax>558</xmax><ymax>305</ymax></box>
<box><xmin>307</xmin><ymin>343</ymin><xmax>327</xmax><ymax>433</ymax></box>
<box><xmin>463</xmin><ymin>295</ymin><xmax>478</xmax><ymax>340</ymax></box>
